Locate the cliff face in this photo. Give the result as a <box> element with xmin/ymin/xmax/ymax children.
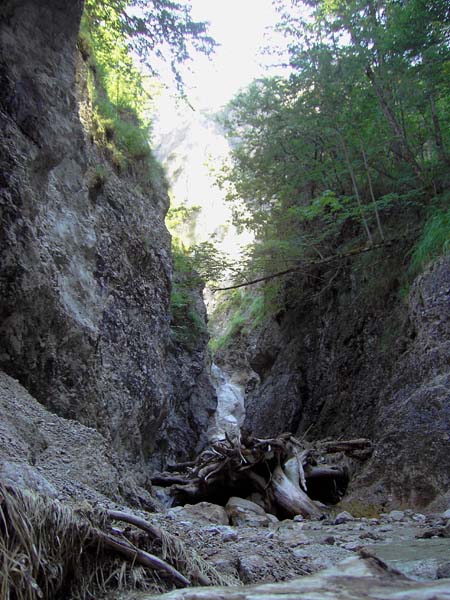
<box><xmin>234</xmin><ymin>247</ymin><xmax>449</xmax><ymax>509</ymax></box>
<box><xmin>0</xmin><ymin>0</ymin><xmax>214</xmax><ymax>469</ymax></box>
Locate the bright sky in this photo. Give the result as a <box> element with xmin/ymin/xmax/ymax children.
<box><xmin>153</xmin><ymin>0</ymin><xmax>287</xmax><ymax>267</ymax></box>
<box><xmin>184</xmin><ymin>0</ymin><xmax>283</xmax><ymax>111</ymax></box>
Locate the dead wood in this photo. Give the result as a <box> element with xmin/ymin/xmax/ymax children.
<box><xmin>106</xmin><ymin>510</ymin><xmax>213</xmax><ymax>586</ymax></box>
<box><xmin>212</xmin><ymin>240</ymin><xmax>399</xmax><ymax>291</ymax></box>
<box><xmin>155</xmin><ymin>434</ymin><xmax>372</xmax><ymax>519</ymax></box>
<box><xmin>97</xmin><ymin>531</ymin><xmax>191</xmax><ymax>588</ymax></box>
<box><xmin>272</xmin><ymin>463</ymin><xmax>322</xmax><ymax>518</ymax></box>
<box><xmin>305</xmin><ymin>465</ymin><xmax>347</xmax><ymax>479</ymax></box>
<box><xmin>321</xmin><ymin>438</ymin><xmax>372</xmax><ymax>450</ymax></box>
<box><xmin>151</xmin><ymin>474</ymin><xmax>193</xmax><ymax>486</ymax></box>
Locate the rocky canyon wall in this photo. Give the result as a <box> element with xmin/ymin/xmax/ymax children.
<box><xmin>217</xmin><ymin>244</ymin><xmax>449</xmax><ymax>509</ymax></box>
<box><xmin>0</xmin><ymin>0</ymin><xmax>214</xmax><ymax>471</ymax></box>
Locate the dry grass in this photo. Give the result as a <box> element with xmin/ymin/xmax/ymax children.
<box><xmin>0</xmin><ymin>484</ymin><xmax>237</xmax><ymax>599</ymax></box>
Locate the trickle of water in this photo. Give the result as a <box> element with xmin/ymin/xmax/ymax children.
<box><xmin>208</xmin><ymin>364</ymin><xmax>245</xmax><ymax>442</ymax></box>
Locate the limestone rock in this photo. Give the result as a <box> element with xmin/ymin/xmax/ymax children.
<box><xmin>241</xmin><ymin>252</ymin><xmax>450</xmax><ymax>509</ymax></box>
<box><xmin>389</xmin><ymin>510</ymin><xmax>406</xmax><ymax>522</ymax></box>
<box><xmin>334</xmin><ymin>511</ymin><xmax>355</xmax><ymax>525</ymax></box>
<box><xmin>437</xmin><ymin>561</ymin><xmax>450</xmax><ymax>579</ymax></box>
<box><xmin>226</xmin><ymin>496</ymin><xmax>272</xmax><ymax>527</ymax></box>
<box><xmin>169</xmin><ymin>502</ymin><xmax>229</xmax><ymax>526</ymax></box>
<box><xmin>0</xmin><ymin>371</ymin><xmax>124</xmax><ymax>504</ymax></box>
<box><xmin>0</xmin><ymin>0</ymin><xmax>215</xmax><ymax>472</ymax></box>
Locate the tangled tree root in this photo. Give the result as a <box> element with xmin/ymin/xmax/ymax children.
<box><xmin>153</xmin><ymin>433</ymin><xmax>372</xmax><ymax>518</ymax></box>
<box><xmin>0</xmin><ymin>483</ymin><xmax>237</xmax><ymax>599</ymax></box>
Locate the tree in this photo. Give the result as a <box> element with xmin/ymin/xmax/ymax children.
<box><xmin>84</xmin><ymin>0</ymin><xmax>216</xmax><ymax>89</ymax></box>
<box><xmin>216</xmin><ymin>0</ymin><xmax>450</xmax><ymax>285</ymax></box>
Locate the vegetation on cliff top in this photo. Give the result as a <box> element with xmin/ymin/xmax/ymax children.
<box><xmin>218</xmin><ymin>0</ymin><xmax>450</xmax><ymax>282</ymax></box>
<box><xmin>78</xmin><ymin>0</ymin><xmax>218</xmax><ymax>346</ymax></box>
<box><xmin>208</xmin><ymin>0</ymin><xmax>450</xmax><ymax>353</ymax></box>
<box><xmin>78</xmin><ymin>0</ymin><xmax>214</xmax><ymax>176</ymax></box>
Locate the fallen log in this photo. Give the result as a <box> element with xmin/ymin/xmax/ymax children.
<box><xmin>106</xmin><ymin>510</ymin><xmax>212</xmax><ymax>586</ymax></box>
<box><xmin>272</xmin><ymin>464</ymin><xmax>322</xmax><ymax>518</ymax></box>
<box><xmin>0</xmin><ymin>482</ymin><xmax>236</xmax><ymax>598</ymax></box>
<box><xmin>153</xmin><ymin>433</ymin><xmax>372</xmax><ymax>519</ymax></box>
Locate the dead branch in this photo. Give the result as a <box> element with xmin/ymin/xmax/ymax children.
<box><xmin>320</xmin><ymin>439</ymin><xmax>373</xmax><ymax>454</ymax></box>
<box><xmin>106</xmin><ymin>510</ymin><xmax>211</xmax><ymax>586</ymax></box>
<box><xmin>212</xmin><ymin>241</ymin><xmax>397</xmax><ymax>292</ymax></box>
<box><xmin>97</xmin><ymin>531</ymin><xmax>191</xmax><ymax>588</ymax></box>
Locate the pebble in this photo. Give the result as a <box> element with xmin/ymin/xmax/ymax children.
<box><xmin>412</xmin><ymin>513</ymin><xmax>427</xmax><ymax>522</ymax></box>
<box><xmin>437</xmin><ymin>561</ymin><xmax>450</xmax><ymax>579</ymax></box>
<box><xmin>342</xmin><ymin>541</ymin><xmax>363</xmax><ymax>552</ymax></box>
<box><xmin>442</xmin><ymin>509</ymin><xmax>450</xmax><ymax>519</ymax></box>
<box><xmin>388</xmin><ymin>510</ymin><xmax>405</xmax><ymax>521</ymax></box>
<box><xmin>334</xmin><ymin>511</ymin><xmax>354</xmax><ymax>525</ymax></box>
<box><xmin>323</xmin><ymin>536</ymin><xmax>335</xmax><ymax>545</ymax></box>
<box><xmin>222</xmin><ymin>530</ymin><xmax>238</xmax><ymax>542</ymax></box>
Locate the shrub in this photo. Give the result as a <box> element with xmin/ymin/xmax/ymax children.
<box><xmin>409</xmin><ymin>204</ymin><xmax>450</xmax><ymax>276</ymax></box>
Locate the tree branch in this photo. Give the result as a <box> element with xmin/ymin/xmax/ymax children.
<box><xmin>212</xmin><ymin>239</ymin><xmax>397</xmax><ymax>292</ymax></box>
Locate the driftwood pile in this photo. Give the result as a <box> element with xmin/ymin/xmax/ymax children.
<box><xmin>152</xmin><ymin>433</ymin><xmax>373</xmax><ymax>518</ymax></box>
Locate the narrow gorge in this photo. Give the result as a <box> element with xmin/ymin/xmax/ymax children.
<box><xmin>0</xmin><ymin>0</ymin><xmax>449</xmax><ymax>598</ymax></box>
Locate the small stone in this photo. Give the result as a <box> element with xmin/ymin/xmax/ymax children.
<box><xmin>342</xmin><ymin>541</ymin><xmax>363</xmax><ymax>551</ymax></box>
<box><xmin>267</xmin><ymin>513</ymin><xmax>279</xmax><ymax>524</ymax></box>
<box><xmin>323</xmin><ymin>535</ymin><xmax>335</xmax><ymax>545</ymax></box>
<box><xmin>359</xmin><ymin>531</ymin><xmax>379</xmax><ymax>541</ymax></box>
<box><xmin>437</xmin><ymin>561</ymin><xmax>450</xmax><ymax>579</ymax></box>
<box><xmin>225</xmin><ymin>496</ymin><xmax>271</xmax><ymax>527</ymax></box>
<box><xmin>388</xmin><ymin>510</ymin><xmax>405</xmax><ymax>521</ymax></box>
<box><xmin>293</xmin><ymin>515</ymin><xmax>304</xmax><ymax>523</ymax></box>
<box><xmin>221</xmin><ymin>530</ymin><xmax>238</xmax><ymax>542</ymax></box>
<box><xmin>412</xmin><ymin>513</ymin><xmax>427</xmax><ymax>522</ymax></box>
<box><xmin>334</xmin><ymin>511</ymin><xmax>354</xmax><ymax>525</ymax></box>
<box><xmin>442</xmin><ymin>509</ymin><xmax>450</xmax><ymax>519</ymax></box>
<box><xmin>416</xmin><ymin>528</ymin><xmax>440</xmax><ymax>539</ymax></box>
<box><xmin>173</xmin><ymin>502</ymin><xmax>229</xmax><ymax>526</ymax></box>
<box><xmin>238</xmin><ymin>555</ymin><xmax>269</xmax><ymax>584</ymax></box>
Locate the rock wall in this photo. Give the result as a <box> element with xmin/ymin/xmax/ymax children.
<box><xmin>237</xmin><ymin>246</ymin><xmax>449</xmax><ymax>509</ymax></box>
<box><xmin>0</xmin><ymin>0</ymin><xmax>214</xmax><ymax>470</ymax></box>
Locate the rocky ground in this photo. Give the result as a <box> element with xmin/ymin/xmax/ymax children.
<box><xmin>147</xmin><ymin>500</ymin><xmax>450</xmax><ymax>586</ymax></box>
<box><xmin>1</xmin><ymin>369</ymin><xmax>450</xmax><ymax>598</ymax></box>
<box><xmin>102</xmin><ymin>498</ymin><xmax>450</xmax><ymax>599</ymax></box>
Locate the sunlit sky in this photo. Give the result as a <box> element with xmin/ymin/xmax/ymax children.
<box><xmin>184</xmin><ymin>0</ymin><xmax>284</xmax><ymax>111</ymax></box>
<box><xmin>153</xmin><ymin>0</ymin><xmax>287</xmax><ymax>265</ymax></box>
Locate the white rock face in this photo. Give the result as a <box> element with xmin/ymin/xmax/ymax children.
<box><xmin>209</xmin><ymin>364</ymin><xmax>245</xmax><ymax>442</ymax></box>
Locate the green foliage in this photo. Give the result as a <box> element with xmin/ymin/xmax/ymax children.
<box><xmin>80</xmin><ymin>2</ymin><xmax>156</xmax><ymax>174</ymax></box>
<box><xmin>83</xmin><ymin>0</ymin><xmax>216</xmax><ymax>88</ymax></box>
<box><xmin>170</xmin><ymin>245</ymin><xmax>207</xmax><ymax>349</ymax></box>
<box><xmin>217</xmin><ymin>0</ymin><xmax>450</xmax><ymax>283</ymax></box>
<box><xmin>209</xmin><ymin>284</ymin><xmax>281</xmax><ymax>354</ymax></box>
<box><xmin>409</xmin><ymin>201</ymin><xmax>450</xmax><ymax>275</ymax></box>
<box><xmin>80</xmin><ymin>0</ymin><xmax>215</xmax><ymax>178</ymax></box>
<box><xmin>167</xmin><ymin>202</ymin><xmax>234</xmax><ymax>285</ymax></box>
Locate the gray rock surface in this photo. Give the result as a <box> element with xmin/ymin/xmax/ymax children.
<box><xmin>0</xmin><ymin>370</ymin><xmax>125</xmax><ymax>505</ymax></box>
<box><xmin>225</xmin><ymin>496</ymin><xmax>273</xmax><ymax>528</ymax></box>
<box><xmin>0</xmin><ymin>0</ymin><xmax>215</xmax><ymax>471</ymax></box>
<box><xmin>168</xmin><ymin>502</ymin><xmax>229</xmax><ymax>526</ymax></box>
<box><xmin>239</xmin><ymin>253</ymin><xmax>449</xmax><ymax>509</ymax></box>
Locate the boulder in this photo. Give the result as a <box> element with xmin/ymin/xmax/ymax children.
<box><xmin>169</xmin><ymin>502</ymin><xmax>229</xmax><ymax>526</ymax></box>
<box><xmin>334</xmin><ymin>511</ymin><xmax>355</xmax><ymax>525</ymax></box>
<box><xmin>225</xmin><ymin>496</ymin><xmax>272</xmax><ymax>527</ymax></box>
